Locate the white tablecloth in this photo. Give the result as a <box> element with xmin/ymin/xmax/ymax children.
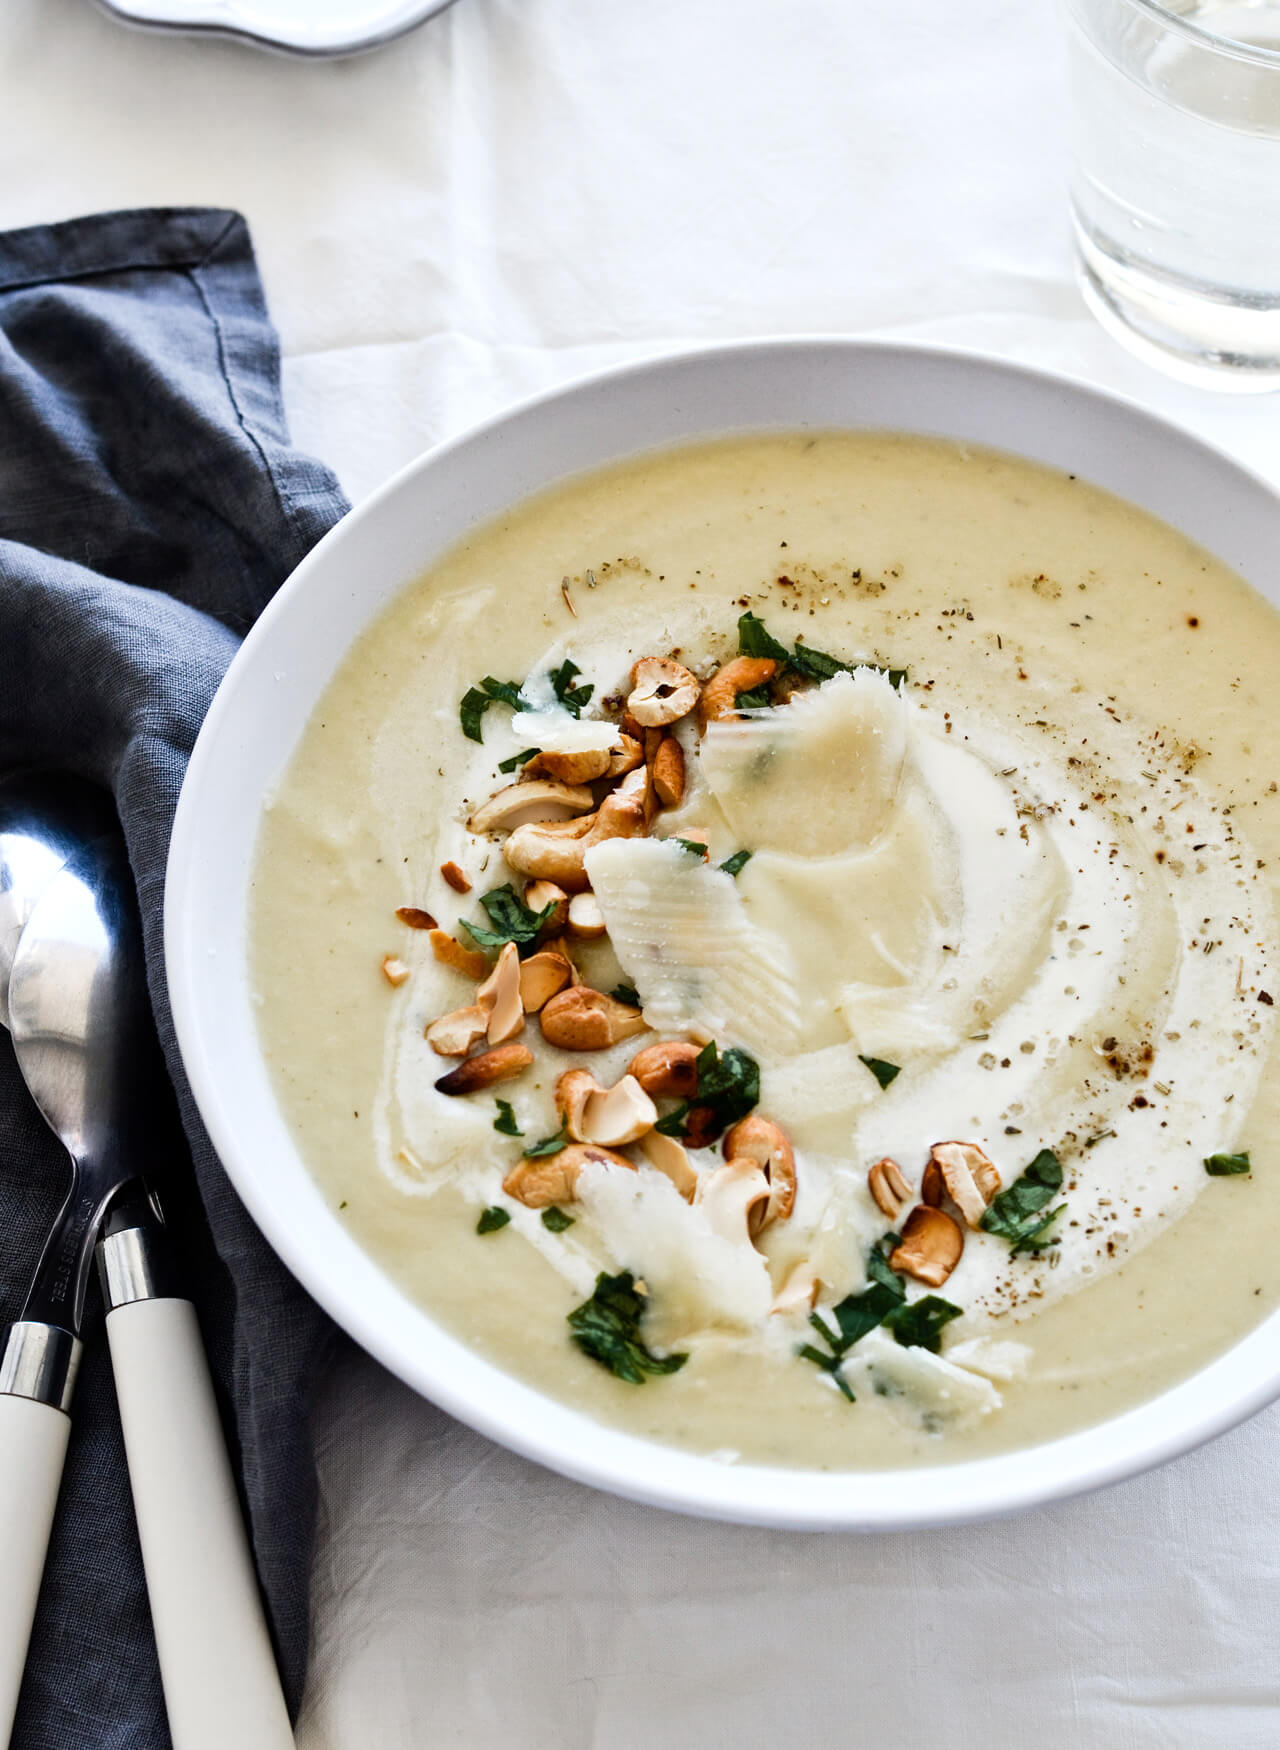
<box><xmin>5</xmin><ymin>3</ymin><xmax>1280</xmax><ymax>1743</ymax></box>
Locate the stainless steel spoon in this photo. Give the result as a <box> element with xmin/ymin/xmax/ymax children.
<box><xmin>0</xmin><ymin>773</ymin><xmax>115</xmax><ymax>1028</ymax></box>
<box><xmin>0</xmin><ymin>799</ymin><xmax>292</xmax><ymax>1749</ymax></box>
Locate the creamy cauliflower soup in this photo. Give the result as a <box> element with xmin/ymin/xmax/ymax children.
<box><xmin>251</xmin><ymin>433</ymin><xmax>1280</xmax><ymax>1468</ymax></box>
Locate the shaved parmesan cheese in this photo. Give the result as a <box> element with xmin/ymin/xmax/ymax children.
<box><xmin>946</xmin><ymin>1337</ymin><xmax>1032</xmax><ymax>1383</ymax></box>
<box><xmin>760</xmin><ymin>1044</ymin><xmax>876</xmax><ymax>1148</ymax></box>
<box><xmin>585</xmin><ymin>837</ymin><xmax>801</xmax><ymax>1056</ymax></box>
<box><xmin>701</xmin><ymin>669</ymin><xmax>907</xmax><ymax>857</ymax></box>
<box><xmin>844</xmin><ymin>1329</ymin><xmax>1002</xmax><ymax>1429</ymax></box>
<box><xmin>509</xmin><ymin>709</ymin><xmax>622</xmax><ymax>754</ymax></box>
<box><xmin>575</xmin><ymin>1160</ymin><xmax>773</xmax><ymax>1342</ymax></box>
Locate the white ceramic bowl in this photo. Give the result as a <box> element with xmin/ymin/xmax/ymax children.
<box><xmin>167</xmin><ymin>340</ymin><xmax>1280</xmax><ymax>1529</ymax></box>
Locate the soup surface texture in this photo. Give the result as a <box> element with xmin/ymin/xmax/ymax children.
<box><xmin>251</xmin><ymin>433</ymin><xmax>1280</xmax><ymax>1468</ymax></box>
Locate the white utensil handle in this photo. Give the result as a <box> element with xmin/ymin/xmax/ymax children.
<box><xmin>105</xmin><ymin>1297</ymin><xmax>294</xmax><ymax>1750</ymax></box>
<box><xmin>0</xmin><ymin>1392</ymin><xmax>70</xmax><ymax>1745</ymax></box>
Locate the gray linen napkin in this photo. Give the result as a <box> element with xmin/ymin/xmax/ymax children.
<box><xmin>0</xmin><ymin>207</ymin><xmax>349</xmax><ymax>1749</ymax></box>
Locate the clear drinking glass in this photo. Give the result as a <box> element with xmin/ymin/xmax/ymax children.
<box><xmin>1063</xmin><ymin>0</ymin><xmax>1280</xmax><ymax>389</ymax></box>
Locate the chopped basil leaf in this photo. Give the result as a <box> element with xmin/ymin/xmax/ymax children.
<box><xmin>498</xmin><ymin>746</ymin><xmax>539</xmax><ymax>773</ymax></box>
<box><xmin>648</xmin><ymin>1041</ymin><xmax>759</xmax><ymax>1142</ymax></box>
<box><xmin>797</xmin><ymin>1342</ymin><xmax>857</xmax><ymax>1403</ymax></box>
<box><xmin>737</xmin><ymin>611</ymin><xmax>791</xmax><ymax>664</ymax></box>
<box><xmin>859</xmin><ymin>1054</ymin><xmax>901</xmax><ymax>1090</ymax></box>
<box><xmin>1205</xmin><ymin>1150</ymin><xmax>1252</xmax><ymax>1176</ymax></box>
<box><xmin>459</xmin><ymin>883</ymin><xmax>555</xmax><ymax>952</ymax></box>
<box><xmin>460</xmin><ymin>676</ymin><xmax>524</xmax><ymax>743</ymax></box>
<box><xmin>567</xmin><ymin>1270</ymin><xmax>688</xmax><ymax>1383</ymax></box>
<box><xmin>548</xmin><ymin>657</ymin><xmax>594</xmax><ymax>718</ymax></box>
<box><xmin>734</xmin><ymin>684</ymin><xmax>774</xmax><ymax>710</ymax></box>
<box><xmin>736</xmin><ymin>611</ymin><xmax>907</xmax><ymax>694</ymax></box>
<box><xmin>476</xmin><ymin>1206</ymin><xmax>510</xmax><ymax>1234</ymax></box>
<box><xmin>1009</xmin><ymin>1207</ymin><xmax>1066</xmax><ymax>1255</ymax></box>
<box><xmin>459</xmin><ymin>688</ymin><xmax>490</xmax><ymax>743</ymax></box>
<box><xmin>674</xmin><ymin>837</ymin><xmax>706</xmax><ymax>857</ymax></box>
<box><xmin>693</xmin><ymin>1040</ymin><xmax>760</xmax><ymax>1130</ymax></box>
<box><xmin>541</xmin><ymin>1206</ymin><xmax>576</xmax><ymax>1233</ymax></box>
<box><xmin>797</xmin><ymin>1236</ymin><xmax>912</xmax><ymax>1400</ymax></box>
<box><xmin>827</xmin><ymin>1284</ymin><xmax>902</xmax><ymax>1351</ymax></box>
<box><xmin>980</xmin><ymin>1148</ymin><xmax>1065</xmax><ymax>1251</ymax></box>
<box><xmin>787</xmin><ymin>642</ymin><xmax>850</xmax><ymax>682</ymax></box>
<box><xmin>653</xmin><ymin>1101</ymin><xmax>691</xmax><ymax>1137</ymax></box>
<box><xmin>864</xmin><ymin>1234</ymin><xmax>907</xmax><ymax>1298</ymax></box>
<box><xmin>884</xmin><ymin>1294</ymin><xmax>962</xmax><ymax>1353</ymax></box>
<box><xmin>719</xmin><ymin>849</ymin><xmax>753</xmax><ymax>877</ymax></box>
<box><xmin>493</xmin><ymin>1100</ymin><xmax>522</xmax><ymax>1137</ymax></box>
<box><xmin>524</xmin><ymin>1123</ymin><xmax>569</xmax><ymax>1158</ymax></box>
<box><xmin>610</xmin><ymin>984</ymin><xmax>641</xmax><ymax>1007</ymax></box>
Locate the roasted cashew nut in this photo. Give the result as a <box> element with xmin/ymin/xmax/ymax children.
<box><xmin>722</xmin><ymin>1114</ymin><xmax>796</xmax><ymax>1233</ymax></box>
<box><xmin>502</xmin><ymin>1141</ymin><xmax>635</xmax><ymax>1208</ymax></box>
<box><xmin>556</xmin><ymin>1069</ymin><xmax>657</xmax><ymax>1146</ymax></box>
<box><xmin>627</xmin><ymin>657</ymin><xmax>700</xmax><ymax>728</ymax></box>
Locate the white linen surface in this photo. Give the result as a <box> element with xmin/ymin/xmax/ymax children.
<box><xmin>4</xmin><ymin>2</ymin><xmax>1280</xmax><ymax>1744</ymax></box>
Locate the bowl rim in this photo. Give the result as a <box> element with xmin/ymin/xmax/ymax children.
<box><xmin>166</xmin><ymin>335</ymin><xmax>1280</xmax><ymax>1528</ymax></box>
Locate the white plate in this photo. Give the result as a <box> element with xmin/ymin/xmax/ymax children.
<box><xmin>167</xmin><ymin>339</ymin><xmax>1280</xmax><ymax>1529</ymax></box>
<box><xmin>92</xmin><ymin>0</ymin><xmax>456</xmax><ymax>58</ymax></box>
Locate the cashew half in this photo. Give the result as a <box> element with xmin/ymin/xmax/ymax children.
<box><xmin>468</xmin><ymin>779</ymin><xmax>595</xmax><ymax>835</ymax></box>
<box><xmin>699</xmin><ymin>657</ymin><xmax>778</xmax><ymax>726</ymax></box>
<box><xmin>638</xmin><ymin>1129</ymin><xmax>698</xmax><ymax>1199</ymax></box>
<box><xmin>505</xmin><ymin>776</ymin><xmax>647</xmax><ymax>892</ymax></box>
<box><xmin>476</xmin><ymin>941</ymin><xmax>524</xmax><ymax>1044</ymax></box>
<box><xmin>606</xmin><ymin>734</ymin><xmax>644</xmax><ymax>778</ymax></box>
<box><xmin>922</xmin><ymin>1141</ymin><xmax>1002</xmax><ymax>1230</ymax></box>
<box><xmin>651</xmin><ymin>736</ymin><xmax>685</xmax><ymax>808</ymax></box>
<box><xmin>425</xmin><ymin>1004</ymin><xmax>489</xmax><ymax>1057</ymax></box>
<box><xmin>567</xmin><ymin>892</ymin><xmax>607</xmax><ymax>940</ymax></box>
<box><xmin>868</xmin><ymin>1157</ymin><xmax>913</xmax><ymax>1222</ymax></box>
<box><xmin>523</xmin><ymin>879</ymin><xmax>569</xmax><ymax>935</ymax></box>
<box><xmin>517</xmin><ymin>948</ymin><xmax>573</xmax><ymax>1013</ymax></box>
<box><xmin>501</xmin><ymin>813</ymin><xmax>597</xmax><ymax>891</ymax></box>
<box><xmin>525</xmin><ymin>747</ymin><xmax>613</xmax><ymax>784</ymax></box>
<box><xmin>502</xmin><ymin>1141</ymin><xmax>635</xmax><ymax>1208</ymax></box>
<box><xmin>539</xmin><ymin>986</ymin><xmax>648</xmax><ymax>1050</ymax></box>
<box><xmin>434</xmin><ymin>1043</ymin><xmax>533</xmax><ymax>1095</ymax></box>
<box><xmin>627</xmin><ymin>656</ymin><xmax>700</xmax><ymax>727</ymax></box>
<box><xmin>696</xmin><ymin>1159</ymin><xmax>772</xmax><ymax>1245</ymax></box>
<box><xmin>722</xmin><ymin>1114</ymin><xmax>796</xmax><ymax>1233</ymax></box>
<box><xmin>556</xmin><ymin>1069</ymin><xmax>657</xmax><ymax>1146</ymax></box>
<box><xmin>890</xmin><ymin>1205</ymin><xmax>964</xmax><ymax>1287</ymax></box>
<box><xmin>628</xmin><ymin>1040</ymin><xmax>700</xmax><ymax>1099</ymax></box>
<box><xmin>429</xmin><ymin>929</ymin><xmax>491</xmax><ymax>981</ymax></box>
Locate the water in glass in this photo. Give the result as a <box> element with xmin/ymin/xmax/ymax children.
<box><xmin>1065</xmin><ymin>0</ymin><xmax>1280</xmax><ymax>386</ymax></box>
